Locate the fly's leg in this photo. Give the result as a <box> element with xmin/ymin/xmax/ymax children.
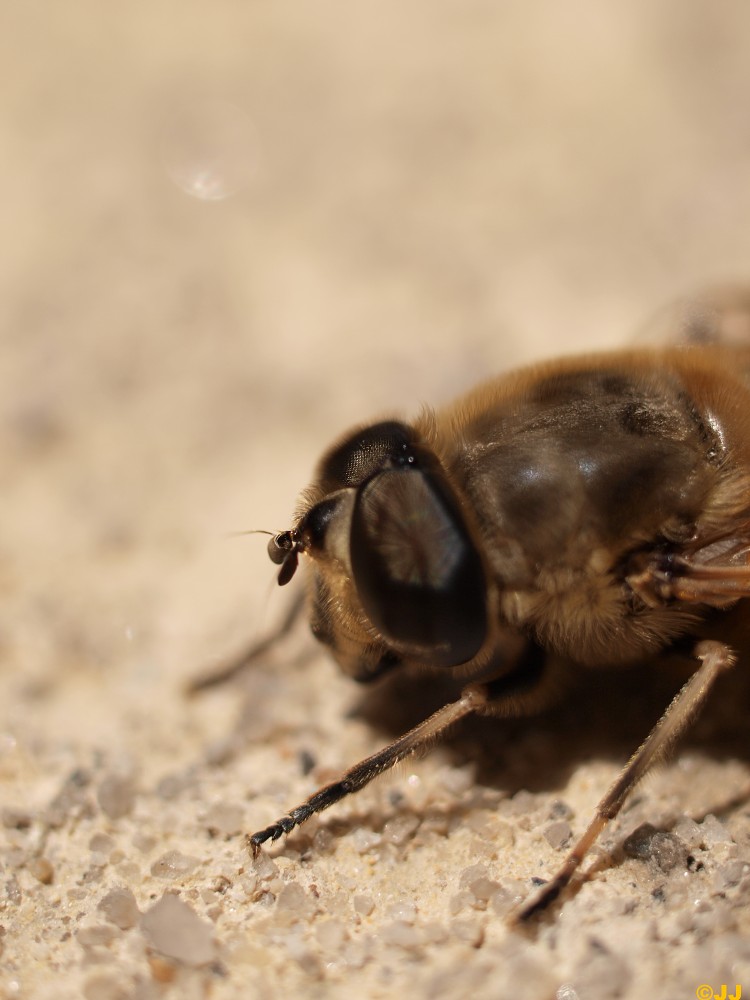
<box><xmin>248</xmin><ymin>684</ymin><xmax>488</xmax><ymax>855</ymax></box>
<box><xmin>187</xmin><ymin>590</ymin><xmax>306</xmax><ymax>695</ymax></box>
<box><xmin>514</xmin><ymin>640</ymin><xmax>735</xmax><ymax>922</ymax></box>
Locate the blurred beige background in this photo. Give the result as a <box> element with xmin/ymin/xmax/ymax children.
<box><xmin>2</xmin><ymin>3</ymin><xmax>750</xmax><ymax>999</ymax></box>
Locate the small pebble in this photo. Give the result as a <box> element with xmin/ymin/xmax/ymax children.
<box><xmin>313</xmin><ymin>827</ymin><xmax>335</xmax><ymax>854</ymax></box>
<box><xmin>97</xmin><ymin>774</ymin><xmax>136</xmax><ymax>820</ymax></box>
<box><xmin>715</xmin><ymin>859</ymin><xmax>749</xmax><ymax>889</ymax></box>
<box><xmin>237</xmin><ymin>872</ymin><xmax>258</xmax><ymax>898</ymax></box>
<box><xmin>132</xmin><ymin>832</ymin><xmax>156</xmax><ymax>854</ymax></box>
<box><xmin>380</xmin><ymin>921</ymin><xmax>422</xmax><ymax>951</ymax></box>
<box><xmin>673</xmin><ymin>816</ymin><xmax>702</xmax><ymax>849</ymax></box>
<box><xmin>6</xmin><ymin>876</ymin><xmax>22</xmax><ymax>904</ymax></box>
<box><xmin>438</xmin><ymin>765</ymin><xmax>475</xmax><ymax>796</ymax></box>
<box><xmin>449</xmin><ymin>891</ymin><xmax>472</xmax><ymax>915</ymax></box>
<box><xmin>623</xmin><ymin>824</ymin><xmax>686</xmax><ymax>872</ymax></box>
<box><xmin>468</xmin><ymin>877</ymin><xmax>501</xmax><ymax>904</ymax></box>
<box><xmin>650</xmin><ymin>832</ymin><xmax>687</xmax><ymax>873</ymax></box>
<box><xmin>141</xmin><ymin>893</ymin><xmax>217</xmax><ymax>966</ymax></box>
<box><xmin>77</xmin><ymin>925</ymin><xmax>117</xmax><ymax>949</ymax></box>
<box><xmin>700</xmin><ymin>814</ymin><xmax>733</xmax><ymax>846</ymax></box>
<box><xmin>116</xmin><ymin>861</ymin><xmax>140</xmax><ymax>882</ymax></box>
<box><xmin>28</xmin><ymin>857</ymin><xmax>54</xmax><ymax>884</ymax></box>
<box><xmin>460</xmin><ymin>863</ymin><xmax>490</xmax><ymax>889</ymax></box>
<box><xmin>549</xmin><ymin>800</ymin><xmax>574</xmax><ymax>821</ymax></box>
<box><xmin>382</xmin><ymin>814</ymin><xmax>420</xmax><ymax>846</ymax></box>
<box><xmin>387</xmin><ymin>900</ymin><xmax>417</xmax><ymax>924</ymax></box>
<box><xmin>350</xmin><ymin>828</ymin><xmax>381</xmax><ymax>854</ymax></box>
<box><xmin>267</xmin><ymin>877</ymin><xmax>284</xmax><ymax>896</ymax></box>
<box><xmin>150</xmin><ymin>850</ymin><xmax>200</xmax><ymax>880</ymax></box>
<box><xmin>466</xmin><ymin>809</ymin><xmax>496</xmax><ymax>836</ymax></box>
<box><xmin>508</xmin><ymin>789</ymin><xmax>537</xmax><ymax>815</ymax></box>
<box><xmin>155</xmin><ymin>773</ymin><xmax>188</xmax><ymax>801</ymax></box>
<box><xmin>275</xmin><ymin>882</ymin><xmax>316</xmax><ymax>919</ymax></box>
<box><xmin>252</xmin><ymin>853</ymin><xmax>279</xmax><ymax>881</ymax></box>
<box><xmin>98</xmin><ymin>887</ymin><xmax>140</xmax><ymax>929</ymax></box>
<box><xmin>490</xmin><ymin>882</ymin><xmax>526</xmax><ymax>916</ymax></box>
<box><xmin>353</xmin><ymin>894</ymin><xmax>375</xmax><ymax>917</ymax></box>
<box><xmin>89</xmin><ymin>834</ymin><xmax>115</xmax><ymax>865</ymax></box>
<box><xmin>623</xmin><ymin>823</ymin><xmax>660</xmax><ymax>860</ymax></box>
<box><xmin>544</xmin><ymin>820</ymin><xmax>572</xmax><ymax>850</ymax></box>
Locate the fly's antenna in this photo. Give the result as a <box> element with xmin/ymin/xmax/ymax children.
<box><xmin>224</xmin><ymin>528</ymin><xmax>275</xmax><ymax>539</ymax></box>
<box><xmin>267</xmin><ymin>530</ymin><xmax>302</xmax><ymax>586</ymax></box>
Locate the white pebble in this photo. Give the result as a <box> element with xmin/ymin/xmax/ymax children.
<box><xmin>77</xmin><ymin>925</ymin><xmax>117</xmax><ymax>949</ymax></box>
<box><xmin>252</xmin><ymin>853</ymin><xmax>279</xmax><ymax>881</ymax></box>
<box><xmin>544</xmin><ymin>820</ymin><xmax>573</xmax><ymax>850</ymax></box>
<box><xmin>438</xmin><ymin>765</ymin><xmax>475</xmax><ymax>796</ymax></box>
<box><xmin>276</xmin><ymin>882</ymin><xmax>316</xmax><ymax>920</ymax></box>
<box><xmin>353</xmin><ymin>894</ymin><xmax>375</xmax><ymax>916</ymax></box>
<box><xmin>351</xmin><ymin>828</ymin><xmax>382</xmax><ymax>854</ymax></box>
<box><xmin>672</xmin><ymin>816</ymin><xmax>702</xmax><ymax>849</ymax></box>
<box><xmin>140</xmin><ymin>893</ymin><xmax>217</xmax><ymax>966</ymax></box>
<box><xmin>97</xmin><ymin>888</ymin><xmax>140</xmax><ymax>929</ymax></box>
<box><xmin>150</xmin><ymin>850</ymin><xmax>200</xmax><ymax>880</ymax></box>
<box><xmin>387</xmin><ymin>900</ymin><xmax>417</xmax><ymax>924</ymax></box>
<box><xmin>700</xmin><ymin>814</ymin><xmax>733</xmax><ymax>845</ymax></box>
<box><xmin>380</xmin><ymin>921</ymin><xmax>422</xmax><ymax>950</ymax></box>
<box><xmin>382</xmin><ymin>814</ymin><xmax>420</xmax><ymax>846</ymax></box>
<box><xmin>97</xmin><ymin>774</ymin><xmax>136</xmax><ymax>820</ymax></box>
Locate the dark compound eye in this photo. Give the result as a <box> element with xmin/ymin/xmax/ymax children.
<box><xmin>318</xmin><ymin>421</ymin><xmax>417</xmax><ymax>491</ymax></box>
<box><xmin>350</xmin><ymin>468</ymin><xmax>487</xmax><ymax>668</ymax></box>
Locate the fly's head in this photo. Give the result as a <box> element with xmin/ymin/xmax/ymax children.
<box><xmin>268</xmin><ymin>420</ymin><xmax>489</xmax><ymax>681</ymax></box>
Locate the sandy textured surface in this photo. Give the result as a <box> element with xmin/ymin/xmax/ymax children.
<box><xmin>2</xmin><ymin>4</ymin><xmax>750</xmax><ymax>999</ymax></box>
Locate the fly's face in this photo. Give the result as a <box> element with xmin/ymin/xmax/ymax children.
<box><xmin>267</xmin><ymin>421</ymin><xmax>489</xmax><ymax>681</ymax></box>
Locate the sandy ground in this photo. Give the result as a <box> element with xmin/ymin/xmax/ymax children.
<box><xmin>2</xmin><ymin>3</ymin><xmax>750</xmax><ymax>999</ymax></box>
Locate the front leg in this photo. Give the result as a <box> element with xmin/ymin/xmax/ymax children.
<box><xmin>248</xmin><ymin>683</ymin><xmax>489</xmax><ymax>854</ymax></box>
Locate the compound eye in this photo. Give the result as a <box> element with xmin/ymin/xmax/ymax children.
<box><xmin>350</xmin><ymin>469</ymin><xmax>487</xmax><ymax>668</ymax></box>
<box><xmin>318</xmin><ymin>421</ymin><xmax>415</xmax><ymax>490</ymax></box>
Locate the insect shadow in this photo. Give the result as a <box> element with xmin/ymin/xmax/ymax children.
<box><xmin>348</xmin><ymin>643</ymin><xmax>750</xmax><ymax>813</ymax></box>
